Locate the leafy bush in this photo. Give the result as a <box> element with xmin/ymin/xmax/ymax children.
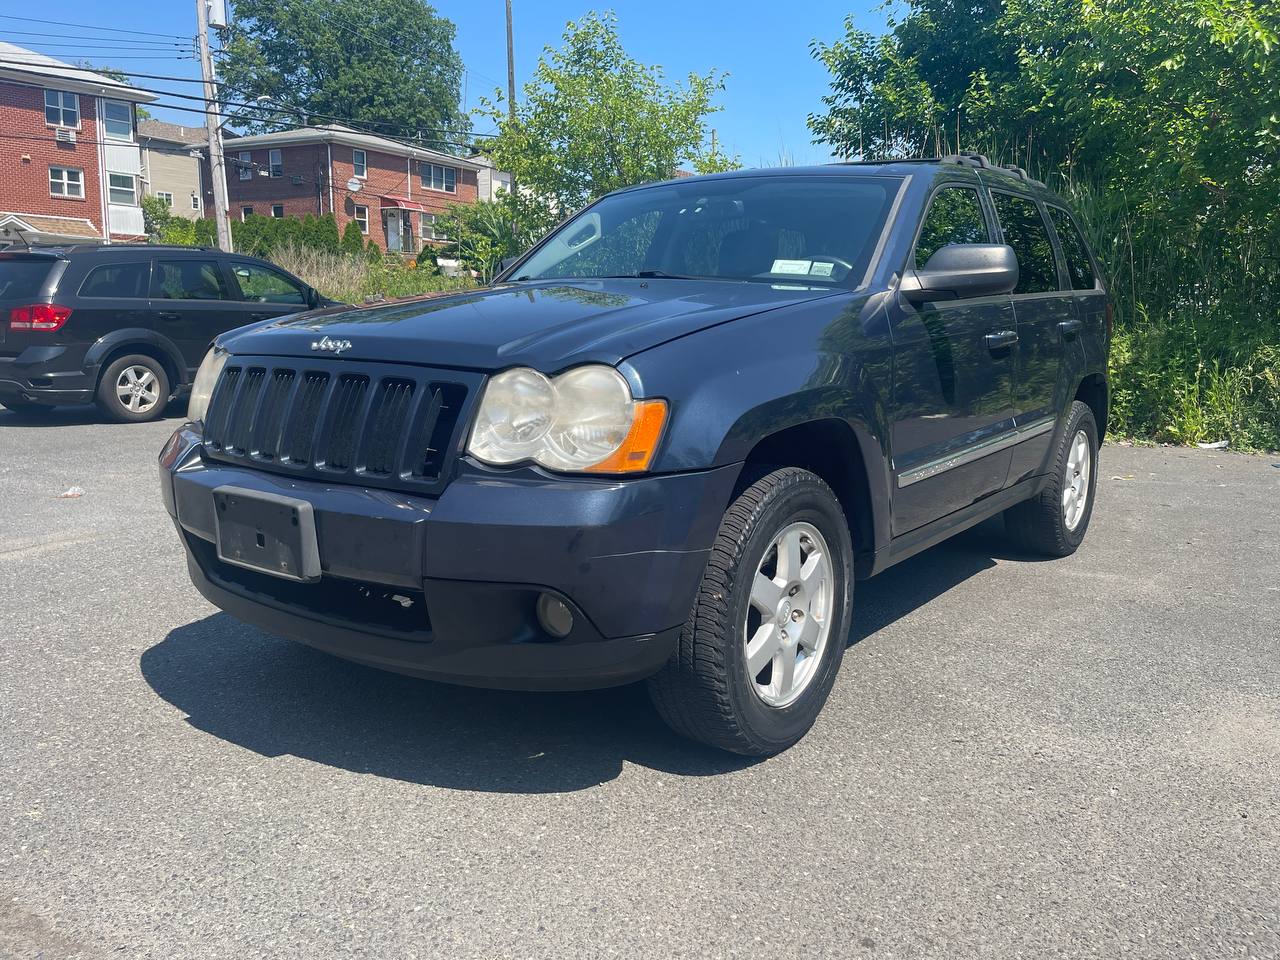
<box><xmin>340</xmin><ymin>220</ymin><xmax>366</xmax><ymax>257</ymax></box>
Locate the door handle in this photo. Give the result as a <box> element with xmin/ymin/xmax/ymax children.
<box><xmin>985</xmin><ymin>330</ymin><xmax>1019</xmax><ymax>352</ymax></box>
<box><xmin>1058</xmin><ymin>318</ymin><xmax>1084</xmax><ymax>339</ymax></box>
<box><xmin>156</xmin><ymin>312</ymin><xmax>181</xmax><ymax>322</ymax></box>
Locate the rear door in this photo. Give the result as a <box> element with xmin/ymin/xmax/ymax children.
<box><xmin>150</xmin><ymin>256</ymin><xmax>245</xmax><ymax>376</ymax></box>
<box><xmin>70</xmin><ymin>258</ymin><xmax>153</xmax><ymax>347</ymax></box>
<box><xmin>987</xmin><ymin>188</ymin><xmax>1076</xmax><ymax>482</ymax></box>
<box><xmin>890</xmin><ymin>182</ymin><xmax>1018</xmax><ymax>534</ymax></box>
<box><xmin>225</xmin><ymin>259</ymin><xmax>312</xmax><ymax>324</ymax></box>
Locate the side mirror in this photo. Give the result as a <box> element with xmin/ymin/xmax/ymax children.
<box><xmin>900</xmin><ymin>243</ymin><xmax>1018</xmax><ymax>304</ymax></box>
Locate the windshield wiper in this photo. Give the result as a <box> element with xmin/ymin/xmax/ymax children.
<box><xmin>598</xmin><ymin>270</ymin><xmax>699</xmax><ymax>280</ymax></box>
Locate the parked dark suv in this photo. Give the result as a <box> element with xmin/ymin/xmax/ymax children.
<box><xmin>0</xmin><ymin>245</ymin><xmax>332</xmax><ymax>422</ymax></box>
<box><xmin>159</xmin><ymin>155</ymin><xmax>1110</xmax><ymax>755</ymax></box>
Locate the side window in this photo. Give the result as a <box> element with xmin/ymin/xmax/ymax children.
<box><xmin>230</xmin><ymin>262</ymin><xmax>307</xmax><ymax>304</ymax></box>
<box><xmin>1047</xmin><ymin>207</ymin><xmax>1097</xmax><ymax>290</ymax></box>
<box><xmin>78</xmin><ymin>262</ymin><xmax>150</xmax><ymax>298</ymax></box>
<box><xmin>914</xmin><ymin>186</ymin><xmax>990</xmax><ymax>269</ymax></box>
<box><xmin>992</xmin><ymin>193</ymin><xmax>1058</xmax><ymax>294</ymax></box>
<box><xmin>152</xmin><ymin>260</ymin><xmax>231</xmax><ymax>301</ymax></box>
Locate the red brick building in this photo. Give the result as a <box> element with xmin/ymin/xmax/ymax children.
<box><xmin>202</xmin><ymin>124</ymin><xmax>511</xmax><ymax>255</ymax></box>
<box><xmin>0</xmin><ymin>42</ymin><xmax>155</xmax><ymax>248</ymax></box>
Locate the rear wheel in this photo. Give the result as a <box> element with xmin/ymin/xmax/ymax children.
<box><xmin>647</xmin><ymin>467</ymin><xmax>854</xmax><ymax>756</ymax></box>
<box><xmin>1004</xmin><ymin>400</ymin><xmax>1099</xmax><ymax>557</ymax></box>
<box><xmin>96</xmin><ymin>354</ymin><xmax>170</xmax><ymax>423</ymax></box>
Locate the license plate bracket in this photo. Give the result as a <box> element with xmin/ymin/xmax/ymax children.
<box><xmin>213</xmin><ymin>485</ymin><xmax>321</xmax><ymax>582</ymax></box>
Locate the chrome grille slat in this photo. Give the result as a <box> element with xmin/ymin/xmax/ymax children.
<box><xmin>202</xmin><ymin>357</ymin><xmax>472</xmax><ymax>495</ymax></box>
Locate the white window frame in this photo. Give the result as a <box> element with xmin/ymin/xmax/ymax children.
<box><xmin>155</xmin><ymin>191</ymin><xmax>174</xmax><ymax>207</ymax></box>
<box><xmin>103</xmin><ymin>100</ymin><xmax>134</xmax><ymax>141</ymax></box>
<box><xmin>238</xmin><ymin>151</ymin><xmax>252</xmax><ymax>181</ymax></box>
<box><xmin>420</xmin><ymin>163</ymin><xmax>457</xmax><ymax>193</ymax></box>
<box><xmin>354</xmin><ymin>205</ymin><xmax>368</xmax><ymax>234</ymax></box>
<box><xmin>271</xmin><ymin>204</ymin><xmax>285</xmax><ymax>218</ymax></box>
<box><xmin>49</xmin><ymin>165</ymin><xmax>84</xmax><ymax>199</ymax></box>
<box><xmin>241</xmin><ymin>206</ymin><xmax>254</xmax><ymax>221</ymax></box>
<box><xmin>352</xmin><ymin>148</ymin><xmax>367</xmax><ymax>179</ymax></box>
<box><xmin>44</xmin><ymin>89</ymin><xmax>79</xmax><ymax>128</ymax></box>
<box><xmin>420</xmin><ymin>213</ymin><xmax>447</xmax><ymax>241</ymax></box>
<box><xmin>269</xmin><ymin>149</ymin><xmax>283</xmax><ymax>178</ymax></box>
<box><xmin>191</xmin><ymin>194</ymin><xmax>201</xmax><ymax>211</ymax></box>
<box><xmin>108</xmin><ymin>172</ymin><xmax>138</xmax><ymax>206</ymax></box>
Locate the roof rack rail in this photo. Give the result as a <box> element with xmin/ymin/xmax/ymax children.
<box><xmin>941</xmin><ymin>152</ymin><xmax>991</xmax><ymax>168</ymax></box>
<box><xmin>998</xmin><ymin>164</ymin><xmax>1047</xmax><ymax>188</ymax></box>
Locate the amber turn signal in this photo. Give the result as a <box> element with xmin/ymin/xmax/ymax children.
<box><xmin>585</xmin><ymin>399</ymin><xmax>668</xmax><ymax>474</ymax></box>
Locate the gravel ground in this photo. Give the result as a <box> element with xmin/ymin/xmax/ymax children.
<box><xmin>2</xmin><ymin>405</ymin><xmax>1278</xmax><ymax>959</ymax></box>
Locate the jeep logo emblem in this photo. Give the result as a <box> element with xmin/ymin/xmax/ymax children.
<box><xmin>311</xmin><ymin>336</ymin><xmax>352</xmax><ymax>355</ymax></box>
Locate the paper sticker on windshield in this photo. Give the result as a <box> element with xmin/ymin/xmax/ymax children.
<box><xmin>808</xmin><ymin>261</ymin><xmax>835</xmax><ymax>277</ymax></box>
<box><xmin>771</xmin><ymin>259</ymin><xmax>813</xmax><ymax>275</ymax></box>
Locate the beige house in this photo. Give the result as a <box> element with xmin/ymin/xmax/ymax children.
<box><xmin>138</xmin><ymin>120</ymin><xmax>205</xmax><ymax>219</ymax></box>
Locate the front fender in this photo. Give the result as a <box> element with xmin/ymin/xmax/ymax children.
<box><xmin>83</xmin><ymin>329</ymin><xmax>190</xmax><ymax>387</ymax></box>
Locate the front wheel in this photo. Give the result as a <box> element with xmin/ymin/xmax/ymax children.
<box><xmin>647</xmin><ymin>468</ymin><xmax>854</xmax><ymax>756</ymax></box>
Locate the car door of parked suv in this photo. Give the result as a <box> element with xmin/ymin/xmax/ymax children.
<box><xmin>988</xmin><ymin>188</ymin><xmax>1077</xmax><ymax>481</ymax></box>
<box><xmin>149</xmin><ymin>256</ymin><xmax>250</xmax><ymax>378</ymax></box>
<box><xmin>70</xmin><ymin>258</ymin><xmax>153</xmax><ymax>345</ymax></box>
<box><xmin>890</xmin><ymin>182</ymin><xmax>1018</xmax><ymax>534</ymax></box>
<box><xmin>225</xmin><ymin>259</ymin><xmax>312</xmax><ymax>323</ymax></box>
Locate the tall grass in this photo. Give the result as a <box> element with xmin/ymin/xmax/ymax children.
<box><xmin>268</xmin><ymin>242</ymin><xmax>476</xmax><ymax>306</ymax></box>
<box><xmin>1055</xmin><ymin>178</ymin><xmax>1280</xmax><ymax>451</ymax></box>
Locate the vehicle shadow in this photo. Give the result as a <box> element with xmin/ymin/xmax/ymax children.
<box><xmin>139</xmin><ymin>516</ymin><xmax>1038</xmax><ymax>794</ymax></box>
<box><xmin>0</xmin><ymin>400</ymin><xmax>189</xmax><ymax>428</ymax></box>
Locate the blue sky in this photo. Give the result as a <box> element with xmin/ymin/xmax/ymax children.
<box><xmin>0</xmin><ymin>1</ymin><xmax>882</xmax><ymax>166</ymax></box>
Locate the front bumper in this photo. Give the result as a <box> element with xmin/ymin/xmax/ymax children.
<box><xmin>160</xmin><ymin>426</ymin><xmax>739</xmax><ymax>690</ymax></box>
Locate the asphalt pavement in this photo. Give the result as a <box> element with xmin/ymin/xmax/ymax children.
<box><xmin>2</xmin><ymin>404</ymin><xmax>1278</xmax><ymax>959</ymax></box>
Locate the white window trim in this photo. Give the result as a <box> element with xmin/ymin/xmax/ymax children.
<box><xmin>238</xmin><ymin>151</ymin><xmax>252</xmax><ymax>181</ymax></box>
<box><xmin>420</xmin><ymin>162</ymin><xmax>458</xmax><ymax>194</ymax></box>
<box><xmin>271</xmin><ymin>204</ymin><xmax>285</xmax><ymax>218</ymax></box>
<box><xmin>155</xmin><ymin>191</ymin><xmax>174</xmax><ymax>207</ymax></box>
<box><xmin>191</xmin><ymin>194</ymin><xmax>201</xmax><ymax>210</ymax></box>
<box><xmin>241</xmin><ymin>206</ymin><xmax>254</xmax><ymax>221</ymax></box>
<box><xmin>420</xmin><ymin>213</ymin><xmax>447</xmax><ymax>241</ymax></box>
<box><xmin>44</xmin><ymin>89</ymin><xmax>80</xmax><ymax>129</ymax></box>
<box><xmin>108</xmin><ymin>172</ymin><xmax>138</xmax><ymax>206</ymax></box>
<box><xmin>354</xmin><ymin>205</ymin><xmax>369</xmax><ymax>234</ymax></box>
<box><xmin>352</xmin><ymin>149</ymin><xmax>367</xmax><ymax>179</ymax></box>
<box><xmin>269</xmin><ymin>149</ymin><xmax>283</xmax><ymax>178</ymax></box>
<box><xmin>49</xmin><ymin>165</ymin><xmax>85</xmax><ymax>199</ymax></box>
<box><xmin>102</xmin><ymin>99</ymin><xmax>134</xmax><ymax>142</ymax></box>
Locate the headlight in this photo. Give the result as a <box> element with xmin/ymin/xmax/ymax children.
<box><xmin>187</xmin><ymin>346</ymin><xmax>228</xmax><ymax>424</ymax></box>
<box><xmin>468</xmin><ymin>365</ymin><xmax>667</xmax><ymax>473</ymax></box>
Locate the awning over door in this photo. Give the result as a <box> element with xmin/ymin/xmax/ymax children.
<box><xmin>380</xmin><ymin>195</ymin><xmax>426</xmax><ymax>213</ymax></box>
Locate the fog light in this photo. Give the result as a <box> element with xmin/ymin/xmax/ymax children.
<box><xmin>536</xmin><ymin>592</ymin><xmax>574</xmax><ymax>638</ymax></box>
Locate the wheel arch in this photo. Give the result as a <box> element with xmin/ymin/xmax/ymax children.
<box><xmin>1075</xmin><ymin>373</ymin><xmax>1108</xmax><ymax>441</ymax></box>
<box><xmin>85</xmin><ymin>330</ymin><xmax>186</xmax><ymax>395</ymax></box>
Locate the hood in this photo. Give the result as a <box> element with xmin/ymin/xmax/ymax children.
<box><xmin>218</xmin><ymin>278</ymin><xmax>841</xmax><ymax>371</ymax></box>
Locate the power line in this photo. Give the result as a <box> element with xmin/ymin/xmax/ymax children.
<box><xmin>3</xmin><ymin>42</ymin><xmax>194</xmax><ymax>52</ymax></box>
<box><xmin>0</xmin><ymin>30</ymin><xmax>194</xmax><ymax>46</ymax></box>
<box><xmin>0</xmin><ymin>53</ymin><xmax>196</xmax><ymax>62</ymax></box>
<box><xmin>0</xmin><ymin>59</ymin><xmax>494</xmax><ymax>143</ymax></box>
<box><xmin>0</xmin><ymin>14</ymin><xmax>189</xmax><ymax>40</ymax></box>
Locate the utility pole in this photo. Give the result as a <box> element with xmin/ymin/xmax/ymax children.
<box><xmin>505</xmin><ymin>0</ymin><xmax>516</xmax><ymax>120</ymax></box>
<box><xmin>196</xmin><ymin>0</ymin><xmax>233</xmax><ymax>251</ymax></box>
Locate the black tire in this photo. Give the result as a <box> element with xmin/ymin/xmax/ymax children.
<box><xmin>95</xmin><ymin>354</ymin><xmax>170</xmax><ymax>423</ymax></box>
<box><xmin>647</xmin><ymin>467</ymin><xmax>854</xmax><ymax>756</ymax></box>
<box><xmin>1004</xmin><ymin>400</ymin><xmax>1099</xmax><ymax>557</ymax></box>
<box><xmin>1</xmin><ymin>398</ymin><xmax>56</xmax><ymax>414</ymax></box>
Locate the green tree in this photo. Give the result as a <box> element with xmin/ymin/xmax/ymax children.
<box><xmin>479</xmin><ymin>11</ymin><xmax>737</xmax><ymax>220</ymax></box>
<box><xmin>317</xmin><ymin>213</ymin><xmax>341</xmax><ymax>253</ymax></box>
<box><xmin>437</xmin><ymin>193</ymin><xmax>543</xmax><ymax>283</ymax></box>
<box><xmin>340</xmin><ymin>219</ymin><xmax>365</xmax><ymax>256</ymax></box>
<box><xmin>218</xmin><ymin>0</ymin><xmax>469</xmax><ymax>150</ymax></box>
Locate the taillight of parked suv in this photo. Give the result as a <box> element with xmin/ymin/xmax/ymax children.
<box><xmin>8</xmin><ymin>304</ymin><xmax>72</xmax><ymax>331</ymax></box>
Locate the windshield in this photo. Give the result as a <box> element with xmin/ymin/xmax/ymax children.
<box><xmin>513</xmin><ymin>175</ymin><xmax>900</xmax><ymax>287</ymax></box>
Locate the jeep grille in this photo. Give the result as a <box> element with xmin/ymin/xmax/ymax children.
<box><xmin>202</xmin><ymin>357</ymin><xmax>475</xmax><ymax>494</ymax></box>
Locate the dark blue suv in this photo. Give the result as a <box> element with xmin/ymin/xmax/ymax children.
<box><xmin>159</xmin><ymin>156</ymin><xmax>1110</xmax><ymax>755</ymax></box>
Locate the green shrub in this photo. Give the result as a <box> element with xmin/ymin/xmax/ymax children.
<box><xmin>268</xmin><ymin>241</ymin><xmax>475</xmax><ymax>304</ymax></box>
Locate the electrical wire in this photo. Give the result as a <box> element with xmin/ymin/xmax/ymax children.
<box><xmin>0</xmin><ymin>14</ymin><xmax>190</xmax><ymax>40</ymax></box>
<box><xmin>0</xmin><ymin>30</ymin><xmax>195</xmax><ymax>46</ymax></box>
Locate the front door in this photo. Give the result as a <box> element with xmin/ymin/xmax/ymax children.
<box><xmin>987</xmin><ymin>188</ymin><xmax>1077</xmax><ymax>483</ymax></box>
<box><xmin>384</xmin><ymin>210</ymin><xmax>403</xmax><ymax>253</ymax></box>
<box><xmin>226</xmin><ymin>260</ymin><xmax>312</xmax><ymax>325</ymax></box>
<box><xmin>889</xmin><ymin>183</ymin><xmax>1018</xmax><ymax>535</ymax></box>
<box><xmin>150</xmin><ymin>257</ymin><xmax>244</xmax><ymax>375</ymax></box>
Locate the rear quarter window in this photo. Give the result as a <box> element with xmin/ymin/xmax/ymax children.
<box><xmin>0</xmin><ymin>260</ymin><xmax>56</xmax><ymax>300</ymax></box>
